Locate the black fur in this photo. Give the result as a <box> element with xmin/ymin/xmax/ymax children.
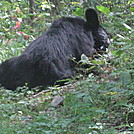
<box><xmin>0</xmin><ymin>8</ymin><xmax>110</xmax><ymax>90</ymax></box>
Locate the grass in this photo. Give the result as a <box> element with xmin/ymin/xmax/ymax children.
<box><xmin>0</xmin><ymin>68</ymin><xmax>133</xmax><ymax>133</ymax></box>
<box><xmin>0</xmin><ymin>0</ymin><xmax>134</xmax><ymax>133</ymax></box>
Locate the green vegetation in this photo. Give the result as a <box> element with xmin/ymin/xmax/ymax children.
<box><xmin>0</xmin><ymin>0</ymin><xmax>133</xmax><ymax>133</ymax></box>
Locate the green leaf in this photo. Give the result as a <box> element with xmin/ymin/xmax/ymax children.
<box><xmin>81</xmin><ymin>54</ymin><xmax>89</xmax><ymax>61</ymax></box>
<box><xmin>120</xmin><ymin>71</ymin><xmax>132</xmax><ymax>87</ymax></box>
<box><xmin>123</xmin><ymin>23</ymin><xmax>132</xmax><ymax>30</ymax></box>
<box><xmin>96</xmin><ymin>6</ymin><xmax>110</xmax><ymax>14</ymax></box>
<box><xmin>73</xmin><ymin>8</ymin><xmax>83</xmax><ymax>16</ymax></box>
<box><xmin>115</xmin><ymin>50</ymin><xmax>124</xmax><ymax>56</ymax></box>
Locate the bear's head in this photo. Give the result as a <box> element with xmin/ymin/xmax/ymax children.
<box><xmin>86</xmin><ymin>8</ymin><xmax>110</xmax><ymax>52</ymax></box>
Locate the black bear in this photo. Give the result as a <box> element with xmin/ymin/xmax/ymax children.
<box><xmin>0</xmin><ymin>8</ymin><xmax>110</xmax><ymax>90</ymax></box>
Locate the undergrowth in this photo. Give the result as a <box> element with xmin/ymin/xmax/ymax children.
<box><xmin>0</xmin><ymin>0</ymin><xmax>134</xmax><ymax>133</ymax></box>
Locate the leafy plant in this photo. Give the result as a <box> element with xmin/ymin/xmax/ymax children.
<box><xmin>0</xmin><ymin>0</ymin><xmax>134</xmax><ymax>133</ymax></box>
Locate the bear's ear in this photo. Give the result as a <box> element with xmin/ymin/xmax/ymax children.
<box><xmin>85</xmin><ymin>8</ymin><xmax>99</xmax><ymax>29</ymax></box>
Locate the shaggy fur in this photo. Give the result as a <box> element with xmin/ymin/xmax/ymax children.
<box><xmin>0</xmin><ymin>8</ymin><xmax>110</xmax><ymax>90</ymax></box>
